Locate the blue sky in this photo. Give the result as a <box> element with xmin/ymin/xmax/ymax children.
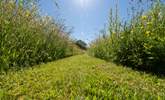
<box><xmin>40</xmin><ymin>0</ymin><xmax>130</xmax><ymax>44</ymax></box>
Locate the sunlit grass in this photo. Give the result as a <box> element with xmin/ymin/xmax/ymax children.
<box><xmin>0</xmin><ymin>54</ymin><xmax>165</xmax><ymax>99</ymax></box>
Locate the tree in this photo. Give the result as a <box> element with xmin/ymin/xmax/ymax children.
<box><xmin>76</xmin><ymin>40</ymin><xmax>87</xmax><ymax>50</ymax></box>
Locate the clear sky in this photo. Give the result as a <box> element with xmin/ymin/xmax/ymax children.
<box><xmin>40</xmin><ymin>0</ymin><xmax>130</xmax><ymax>44</ymax></box>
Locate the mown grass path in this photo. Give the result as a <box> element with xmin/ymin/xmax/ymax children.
<box><xmin>0</xmin><ymin>54</ymin><xmax>165</xmax><ymax>100</ymax></box>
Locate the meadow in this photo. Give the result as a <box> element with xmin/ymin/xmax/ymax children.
<box><xmin>1</xmin><ymin>55</ymin><xmax>165</xmax><ymax>99</ymax></box>
<box><xmin>0</xmin><ymin>0</ymin><xmax>165</xmax><ymax>99</ymax></box>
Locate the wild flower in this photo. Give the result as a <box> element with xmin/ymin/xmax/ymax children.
<box><xmin>140</xmin><ymin>26</ymin><xmax>144</xmax><ymax>29</ymax></box>
<box><xmin>141</xmin><ymin>15</ymin><xmax>147</xmax><ymax>20</ymax></box>
<box><xmin>121</xmin><ymin>36</ymin><xmax>124</xmax><ymax>39</ymax></box>
<box><xmin>26</xmin><ymin>10</ymin><xmax>30</xmax><ymax>17</ymax></box>
<box><xmin>143</xmin><ymin>43</ymin><xmax>152</xmax><ymax>49</ymax></box>
<box><xmin>145</xmin><ymin>31</ymin><xmax>150</xmax><ymax>36</ymax></box>
<box><xmin>147</xmin><ymin>22</ymin><xmax>152</xmax><ymax>25</ymax></box>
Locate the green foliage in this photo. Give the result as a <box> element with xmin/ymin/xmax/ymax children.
<box><xmin>115</xmin><ymin>3</ymin><xmax>165</xmax><ymax>72</ymax></box>
<box><xmin>76</xmin><ymin>40</ymin><xmax>87</xmax><ymax>50</ymax></box>
<box><xmin>89</xmin><ymin>2</ymin><xmax>165</xmax><ymax>73</ymax></box>
<box><xmin>1</xmin><ymin>55</ymin><xmax>165</xmax><ymax>99</ymax></box>
<box><xmin>0</xmin><ymin>1</ymin><xmax>73</xmax><ymax>71</ymax></box>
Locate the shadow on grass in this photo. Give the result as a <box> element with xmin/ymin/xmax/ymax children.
<box><xmin>115</xmin><ymin>62</ymin><xmax>165</xmax><ymax>78</ymax></box>
<box><xmin>101</xmin><ymin>58</ymin><xmax>165</xmax><ymax>78</ymax></box>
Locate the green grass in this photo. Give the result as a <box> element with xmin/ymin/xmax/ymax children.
<box><xmin>0</xmin><ymin>54</ymin><xmax>165</xmax><ymax>100</ymax></box>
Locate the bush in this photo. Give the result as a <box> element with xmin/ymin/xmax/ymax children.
<box><xmin>89</xmin><ymin>2</ymin><xmax>165</xmax><ymax>73</ymax></box>
<box><xmin>116</xmin><ymin>3</ymin><xmax>165</xmax><ymax>72</ymax></box>
<box><xmin>76</xmin><ymin>40</ymin><xmax>87</xmax><ymax>50</ymax></box>
<box><xmin>0</xmin><ymin>1</ymin><xmax>73</xmax><ymax>71</ymax></box>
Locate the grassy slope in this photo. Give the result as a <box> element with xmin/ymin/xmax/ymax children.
<box><xmin>0</xmin><ymin>54</ymin><xmax>165</xmax><ymax>99</ymax></box>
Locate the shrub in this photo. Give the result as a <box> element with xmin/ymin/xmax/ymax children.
<box><xmin>76</xmin><ymin>40</ymin><xmax>87</xmax><ymax>50</ymax></box>
<box><xmin>115</xmin><ymin>3</ymin><xmax>165</xmax><ymax>72</ymax></box>
<box><xmin>89</xmin><ymin>2</ymin><xmax>165</xmax><ymax>73</ymax></box>
<box><xmin>0</xmin><ymin>0</ymin><xmax>73</xmax><ymax>71</ymax></box>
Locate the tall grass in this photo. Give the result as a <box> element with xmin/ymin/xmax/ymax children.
<box><xmin>0</xmin><ymin>0</ymin><xmax>74</xmax><ymax>71</ymax></box>
<box><xmin>89</xmin><ymin>1</ymin><xmax>165</xmax><ymax>74</ymax></box>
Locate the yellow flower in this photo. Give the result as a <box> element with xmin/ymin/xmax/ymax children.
<box><xmin>147</xmin><ymin>22</ymin><xmax>152</xmax><ymax>25</ymax></box>
<box><xmin>121</xmin><ymin>36</ymin><xmax>124</xmax><ymax>39</ymax></box>
<box><xmin>145</xmin><ymin>31</ymin><xmax>150</xmax><ymax>36</ymax></box>
<box><xmin>141</xmin><ymin>15</ymin><xmax>147</xmax><ymax>20</ymax></box>
<box><xmin>111</xmin><ymin>32</ymin><xmax>116</xmax><ymax>35</ymax></box>
<box><xmin>144</xmin><ymin>43</ymin><xmax>152</xmax><ymax>49</ymax></box>
<box><xmin>26</xmin><ymin>10</ymin><xmax>30</xmax><ymax>17</ymax></box>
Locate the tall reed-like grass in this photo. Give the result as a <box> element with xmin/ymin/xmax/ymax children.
<box><xmin>89</xmin><ymin>1</ymin><xmax>165</xmax><ymax>73</ymax></box>
<box><xmin>0</xmin><ymin>0</ymin><xmax>74</xmax><ymax>71</ymax></box>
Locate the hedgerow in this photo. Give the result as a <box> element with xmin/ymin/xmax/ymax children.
<box><xmin>0</xmin><ymin>0</ymin><xmax>74</xmax><ymax>71</ymax></box>
<box><xmin>89</xmin><ymin>2</ymin><xmax>165</xmax><ymax>73</ymax></box>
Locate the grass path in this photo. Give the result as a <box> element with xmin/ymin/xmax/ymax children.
<box><xmin>0</xmin><ymin>54</ymin><xmax>165</xmax><ymax>99</ymax></box>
